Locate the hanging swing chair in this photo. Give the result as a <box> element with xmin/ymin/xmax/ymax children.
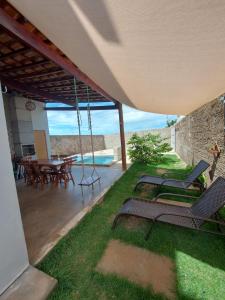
<box><xmin>73</xmin><ymin>77</ymin><xmax>101</xmax><ymax>190</ymax></box>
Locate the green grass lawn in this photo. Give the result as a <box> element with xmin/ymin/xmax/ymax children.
<box><xmin>38</xmin><ymin>154</ymin><xmax>225</xmax><ymax>300</ymax></box>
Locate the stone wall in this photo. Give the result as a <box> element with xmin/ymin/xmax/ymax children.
<box><xmin>50</xmin><ymin>135</ymin><xmax>105</xmax><ymax>155</ymax></box>
<box><xmin>175</xmin><ymin>98</ymin><xmax>225</xmax><ymax>181</ymax></box>
<box><xmin>50</xmin><ymin>128</ymin><xmax>171</xmax><ymax>156</ymax></box>
<box><xmin>104</xmin><ymin>128</ymin><xmax>171</xmax><ymax>149</ymax></box>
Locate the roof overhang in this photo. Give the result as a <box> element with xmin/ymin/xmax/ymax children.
<box><xmin>0</xmin><ymin>2</ymin><xmax>116</xmax><ymax>108</ymax></box>
<box><xmin>5</xmin><ymin>0</ymin><xmax>225</xmax><ymax>114</ymax></box>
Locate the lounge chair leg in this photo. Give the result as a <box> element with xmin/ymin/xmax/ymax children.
<box><xmin>156</xmin><ymin>185</ymin><xmax>161</xmax><ymax>194</ymax></box>
<box><xmin>112</xmin><ymin>215</ymin><xmax>121</xmax><ymax>230</ymax></box>
<box><xmin>215</xmin><ymin>213</ymin><xmax>223</xmax><ymax>233</ymax></box>
<box><xmin>134</xmin><ymin>183</ymin><xmax>141</xmax><ymax>192</ymax></box>
<box><xmin>145</xmin><ymin>221</ymin><xmax>155</xmax><ymax>240</ymax></box>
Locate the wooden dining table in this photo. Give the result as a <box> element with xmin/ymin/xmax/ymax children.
<box><xmin>32</xmin><ymin>159</ymin><xmax>65</xmax><ymax>170</ymax></box>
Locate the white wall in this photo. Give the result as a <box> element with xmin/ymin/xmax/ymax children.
<box><xmin>31</xmin><ymin>102</ymin><xmax>51</xmax><ymax>158</ymax></box>
<box><xmin>3</xmin><ymin>96</ymin><xmax>34</xmax><ymax>157</ymax></box>
<box><xmin>0</xmin><ymin>85</ymin><xmax>29</xmax><ymax>295</ymax></box>
<box><xmin>14</xmin><ymin>96</ymin><xmax>34</xmax><ymax>146</ymax></box>
<box><xmin>3</xmin><ymin>96</ymin><xmax>51</xmax><ymax>158</ymax></box>
<box><xmin>3</xmin><ymin>94</ymin><xmax>15</xmax><ymax>155</ymax></box>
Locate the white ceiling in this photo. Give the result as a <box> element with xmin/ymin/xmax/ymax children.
<box><xmin>9</xmin><ymin>0</ymin><xmax>225</xmax><ymax>114</ymax></box>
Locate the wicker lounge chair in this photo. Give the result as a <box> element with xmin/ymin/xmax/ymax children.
<box><xmin>134</xmin><ymin>160</ymin><xmax>209</xmax><ymax>192</ymax></box>
<box><xmin>113</xmin><ymin>177</ymin><xmax>225</xmax><ymax>239</ymax></box>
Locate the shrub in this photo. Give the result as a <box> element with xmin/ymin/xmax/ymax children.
<box><xmin>166</xmin><ymin>119</ymin><xmax>177</xmax><ymax>127</ymax></box>
<box><xmin>186</xmin><ymin>165</ymin><xmax>207</xmax><ymax>188</ymax></box>
<box><xmin>127</xmin><ymin>133</ymin><xmax>172</xmax><ymax>164</ymax></box>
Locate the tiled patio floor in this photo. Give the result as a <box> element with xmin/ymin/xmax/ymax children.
<box><xmin>16</xmin><ymin>163</ymin><xmax>123</xmax><ymax>264</ymax></box>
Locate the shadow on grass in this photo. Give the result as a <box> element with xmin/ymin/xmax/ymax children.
<box><xmin>133</xmin><ymin>158</ymin><xmax>201</xmax><ymax>201</ymax></box>
<box><xmin>113</xmin><ymin>218</ymin><xmax>225</xmax><ymax>299</ymax></box>
<box><xmin>38</xmin><ymin>154</ymin><xmax>224</xmax><ymax>300</ymax></box>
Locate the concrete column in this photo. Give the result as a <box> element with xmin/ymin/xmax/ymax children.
<box><xmin>0</xmin><ymin>83</ymin><xmax>29</xmax><ymax>295</ymax></box>
<box><xmin>118</xmin><ymin>102</ymin><xmax>127</xmax><ymax>171</ymax></box>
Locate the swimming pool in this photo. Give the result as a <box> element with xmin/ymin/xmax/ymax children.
<box><xmin>75</xmin><ymin>155</ymin><xmax>114</xmax><ymax>166</ymax></box>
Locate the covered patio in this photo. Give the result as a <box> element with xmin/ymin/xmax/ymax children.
<box><xmin>0</xmin><ymin>1</ymin><xmax>128</xmax><ymax>292</ymax></box>
<box><xmin>0</xmin><ymin>1</ymin><xmax>127</xmax><ymax>168</ymax></box>
<box><xmin>18</xmin><ymin>163</ymin><xmax>123</xmax><ymax>264</ymax></box>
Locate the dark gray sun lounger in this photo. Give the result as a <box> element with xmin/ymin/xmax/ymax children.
<box><xmin>134</xmin><ymin>160</ymin><xmax>210</xmax><ymax>192</ymax></box>
<box><xmin>113</xmin><ymin>177</ymin><xmax>225</xmax><ymax>239</ymax></box>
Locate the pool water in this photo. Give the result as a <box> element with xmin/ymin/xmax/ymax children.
<box><xmin>76</xmin><ymin>155</ymin><xmax>114</xmax><ymax>165</ymax></box>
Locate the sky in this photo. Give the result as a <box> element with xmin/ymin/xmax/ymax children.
<box><xmin>47</xmin><ymin>104</ymin><xmax>177</xmax><ymax>135</ymax></box>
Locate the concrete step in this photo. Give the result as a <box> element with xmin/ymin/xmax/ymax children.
<box><xmin>0</xmin><ymin>266</ymin><xmax>57</xmax><ymax>300</ymax></box>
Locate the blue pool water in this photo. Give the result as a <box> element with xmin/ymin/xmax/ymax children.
<box><xmin>76</xmin><ymin>155</ymin><xmax>114</xmax><ymax>165</ymax></box>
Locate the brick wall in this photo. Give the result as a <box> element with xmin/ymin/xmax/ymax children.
<box><xmin>175</xmin><ymin>98</ymin><xmax>225</xmax><ymax>181</ymax></box>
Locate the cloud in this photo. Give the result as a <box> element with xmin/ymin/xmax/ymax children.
<box><xmin>47</xmin><ymin>105</ymin><xmax>177</xmax><ymax>135</ymax></box>
<box><xmin>123</xmin><ymin>106</ymin><xmax>153</xmax><ymax>123</ymax></box>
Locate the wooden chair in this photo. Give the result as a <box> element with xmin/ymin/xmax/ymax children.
<box><xmin>31</xmin><ymin>162</ymin><xmax>48</xmax><ymax>187</ymax></box>
<box><xmin>23</xmin><ymin>155</ymin><xmax>32</xmax><ymax>162</ymax></box>
<box><xmin>22</xmin><ymin>161</ymin><xmax>35</xmax><ymax>185</ymax></box>
<box><xmin>52</xmin><ymin>160</ymin><xmax>75</xmax><ymax>188</ymax></box>
<box><xmin>51</xmin><ymin>155</ymin><xmax>58</xmax><ymax>160</ymax></box>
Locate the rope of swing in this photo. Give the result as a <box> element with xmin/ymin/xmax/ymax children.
<box><xmin>86</xmin><ymin>86</ymin><xmax>95</xmax><ymax>164</ymax></box>
<box><xmin>86</xmin><ymin>86</ymin><xmax>100</xmax><ymax>180</ymax></box>
<box><xmin>73</xmin><ymin>77</ymin><xmax>86</xmax><ymax>182</ymax></box>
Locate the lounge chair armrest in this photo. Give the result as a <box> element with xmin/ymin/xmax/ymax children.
<box><xmin>154</xmin><ymin>212</ymin><xmax>225</xmax><ymax>228</ymax></box>
<box><xmin>123</xmin><ymin>197</ymin><xmax>156</xmax><ymax>205</ymax></box>
<box><xmin>139</xmin><ymin>172</ymin><xmax>186</xmax><ymax>179</ymax></box>
<box><xmin>139</xmin><ymin>174</ymin><xmax>162</xmax><ymax>179</ymax></box>
<box><xmin>161</xmin><ymin>172</ymin><xmax>186</xmax><ymax>179</ymax></box>
<box><xmin>153</xmin><ymin>193</ymin><xmax>199</xmax><ymax>202</ymax></box>
<box><xmin>160</xmin><ymin>179</ymin><xmax>202</xmax><ymax>188</ymax></box>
